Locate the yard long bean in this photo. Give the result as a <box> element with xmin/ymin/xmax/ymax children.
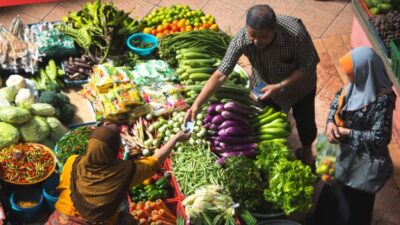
<box><xmin>171</xmin><ymin>143</ymin><xmax>226</xmax><ymax>195</ymax></box>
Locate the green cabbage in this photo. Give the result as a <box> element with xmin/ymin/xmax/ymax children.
<box><xmin>0</xmin><ymin>122</ymin><xmax>20</xmax><ymax>149</ymax></box>
<box><xmin>19</xmin><ymin>116</ymin><xmax>50</xmax><ymax>142</ymax></box>
<box><xmin>30</xmin><ymin>103</ymin><xmax>55</xmax><ymax>117</ymax></box>
<box><xmin>46</xmin><ymin>117</ymin><xmax>68</xmax><ymax>142</ymax></box>
<box><xmin>0</xmin><ymin>86</ymin><xmax>17</xmax><ymax>102</ymax></box>
<box><xmin>0</xmin><ymin>106</ymin><xmax>32</xmax><ymax>125</ymax></box>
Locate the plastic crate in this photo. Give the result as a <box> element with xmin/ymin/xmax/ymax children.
<box><xmin>390</xmin><ymin>38</ymin><xmax>400</xmax><ymax>83</ymax></box>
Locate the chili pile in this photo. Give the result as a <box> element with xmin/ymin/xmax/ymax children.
<box><xmin>0</xmin><ymin>143</ymin><xmax>55</xmax><ymax>184</ymax></box>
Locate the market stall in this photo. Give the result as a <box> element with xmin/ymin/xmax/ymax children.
<box><xmin>0</xmin><ymin>1</ymin><xmax>318</xmax><ymax>224</ymax></box>
<box><xmin>351</xmin><ymin>0</ymin><xmax>400</xmax><ymax>141</ymax></box>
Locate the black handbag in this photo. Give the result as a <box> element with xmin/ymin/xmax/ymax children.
<box><xmin>335</xmin><ymin>143</ymin><xmax>393</xmax><ymax>194</ymax></box>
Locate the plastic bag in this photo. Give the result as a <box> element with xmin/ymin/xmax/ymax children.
<box><xmin>315</xmin><ymin>134</ymin><xmax>340</xmax><ymax>183</ymax></box>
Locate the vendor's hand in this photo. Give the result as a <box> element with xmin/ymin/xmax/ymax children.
<box><xmin>326</xmin><ymin>122</ymin><xmax>340</xmax><ymax>144</ymax></box>
<box><xmin>174</xmin><ymin>129</ymin><xmax>191</xmax><ymax>143</ymax></box>
<box><xmin>184</xmin><ymin>105</ymin><xmax>199</xmax><ymax>125</ymax></box>
<box><xmin>259</xmin><ymin>84</ymin><xmax>280</xmax><ymax>101</ymax></box>
<box><xmin>338</xmin><ymin>127</ymin><xmax>351</xmax><ymax>137</ymax></box>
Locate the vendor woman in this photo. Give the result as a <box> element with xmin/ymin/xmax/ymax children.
<box><xmin>46</xmin><ymin>124</ymin><xmax>190</xmax><ymax>225</ymax></box>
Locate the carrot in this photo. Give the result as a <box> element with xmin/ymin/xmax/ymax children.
<box><xmin>152</xmin><ymin>215</ymin><xmax>175</xmax><ymax>223</ymax></box>
<box><xmin>136</xmin><ymin>201</ymin><xmax>145</xmax><ymax>210</ymax></box>
<box><xmin>130</xmin><ymin>202</ymin><xmax>136</xmax><ymax>211</ymax></box>
<box><xmin>139</xmin><ymin>218</ymin><xmax>149</xmax><ymax>225</ymax></box>
<box><xmin>151</xmin><ymin>210</ymin><xmax>159</xmax><ymax>216</ymax></box>
<box><xmin>150</xmin><ymin>202</ymin><xmax>157</xmax><ymax>210</ymax></box>
<box><xmin>131</xmin><ymin>210</ymin><xmax>138</xmax><ymax>217</ymax></box>
<box><xmin>154</xmin><ymin>199</ymin><xmax>170</xmax><ymax>211</ymax></box>
<box><xmin>145</xmin><ymin>200</ymin><xmax>152</xmax><ymax>207</ymax></box>
<box><xmin>155</xmin><ymin>220</ymin><xmax>176</xmax><ymax>225</ymax></box>
<box><xmin>144</xmin><ymin>204</ymin><xmax>152</xmax><ymax>213</ymax></box>
<box><xmin>158</xmin><ymin>209</ymin><xmax>176</xmax><ymax>221</ymax></box>
<box><xmin>137</xmin><ymin>209</ymin><xmax>151</xmax><ymax>219</ymax></box>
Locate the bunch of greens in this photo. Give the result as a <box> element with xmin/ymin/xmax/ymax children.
<box><xmin>264</xmin><ymin>159</ymin><xmax>316</xmax><ymax>215</ymax></box>
<box><xmin>55</xmin><ymin>126</ymin><xmax>94</xmax><ymax>167</ymax></box>
<box><xmin>255</xmin><ymin>141</ymin><xmax>293</xmax><ymax>179</ymax></box>
<box><xmin>158</xmin><ymin>29</ymin><xmax>231</xmax><ymax>67</ymax></box>
<box><xmin>56</xmin><ymin>0</ymin><xmax>143</xmax><ymax>61</ymax></box>
<box><xmin>224</xmin><ymin>156</ymin><xmax>264</xmax><ymax>211</ymax></box>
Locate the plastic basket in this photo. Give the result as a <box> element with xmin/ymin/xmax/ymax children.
<box><xmin>61</xmin><ymin>62</ymin><xmax>89</xmax><ymax>88</ymax></box>
<box><xmin>42</xmin><ymin>172</ymin><xmax>60</xmax><ymax>212</ymax></box>
<box><xmin>126</xmin><ymin>33</ymin><xmax>158</xmax><ymax>57</ymax></box>
<box><xmin>10</xmin><ymin>187</ymin><xmax>44</xmax><ymax>223</ymax></box>
<box><xmin>390</xmin><ymin>38</ymin><xmax>400</xmax><ymax>83</ymax></box>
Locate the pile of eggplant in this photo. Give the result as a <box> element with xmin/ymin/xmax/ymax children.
<box><xmin>62</xmin><ymin>55</ymin><xmax>99</xmax><ymax>81</ymax></box>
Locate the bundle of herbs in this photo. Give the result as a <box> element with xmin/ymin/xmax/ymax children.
<box><xmin>56</xmin><ymin>0</ymin><xmax>143</xmax><ymax>61</ymax></box>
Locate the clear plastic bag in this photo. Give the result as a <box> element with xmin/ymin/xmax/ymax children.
<box><xmin>315</xmin><ymin>134</ymin><xmax>340</xmax><ymax>183</ymax></box>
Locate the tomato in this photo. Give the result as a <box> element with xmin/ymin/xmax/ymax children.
<box><xmin>203</xmin><ymin>23</ymin><xmax>211</xmax><ymax>28</ymax></box>
<box><xmin>151</xmin><ymin>29</ymin><xmax>158</xmax><ymax>35</ymax></box>
<box><xmin>156</xmin><ymin>33</ymin><xmax>163</xmax><ymax>39</ymax></box>
<box><xmin>179</xmin><ymin>27</ymin><xmax>186</xmax><ymax>32</ymax></box>
<box><xmin>193</xmin><ymin>27</ymin><xmax>199</xmax><ymax>31</ymax></box>
<box><xmin>171</xmin><ymin>25</ymin><xmax>179</xmax><ymax>32</ymax></box>
<box><xmin>156</xmin><ymin>25</ymin><xmax>164</xmax><ymax>33</ymax></box>
<box><xmin>185</xmin><ymin>25</ymin><xmax>193</xmax><ymax>31</ymax></box>
<box><xmin>163</xmin><ymin>30</ymin><xmax>171</xmax><ymax>35</ymax></box>
<box><xmin>163</xmin><ymin>23</ymin><xmax>172</xmax><ymax>30</ymax></box>
<box><xmin>172</xmin><ymin>19</ymin><xmax>179</xmax><ymax>25</ymax></box>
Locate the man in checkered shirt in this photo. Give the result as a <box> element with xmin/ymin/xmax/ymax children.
<box><xmin>185</xmin><ymin>4</ymin><xmax>320</xmax><ymax>166</ymax></box>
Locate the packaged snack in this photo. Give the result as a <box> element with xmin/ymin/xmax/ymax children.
<box><xmin>114</xmin><ymin>67</ymin><xmax>134</xmax><ymax>83</ymax></box>
<box><xmin>113</xmin><ymin>83</ymin><xmax>142</xmax><ymax>106</ymax></box>
<box><xmin>92</xmin><ymin>63</ymin><xmax>116</xmax><ymax>88</ymax></box>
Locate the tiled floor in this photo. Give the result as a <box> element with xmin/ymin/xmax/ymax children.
<box><xmin>0</xmin><ymin>0</ymin><xmax>399</xmax><ymax>224</ymax></box>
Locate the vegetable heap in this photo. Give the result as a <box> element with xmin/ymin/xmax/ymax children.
<box><xmin>255</xmin><ymin>141</ymin><xmax>293</xmax><ymax>179</ymax></box>
<box><xmin>264</xmin><ymin>159</ymin><xmax>316</xmax><ymax>215</ymax></box>
<box><xmin>130</xmin><ymin>39</ymin><xmax>155</xmax><ymax>49</ymax></box>
<box><xmin>55</xmin><ymin>126</ymin><xmax>94</xmax><ymax>167</ymax></box>
<box><xmin>129</xmin><ymin>173</ymin><xmax>171</xmax><ymax>202</ymax></box>
<box><xmin>224</xmin><ymin>156</ymin><xmax>264</xmax><ymax>211</ymax></box>
<box><xmin>57</xmin><ymin>0</ymin><xmax>143</xmax><ymax>61</ymax></box>
<box><xmin>0</xmin><ymin>143</ymin><xmax>55</xmax><ymax>184</ymax></box>
<box><xmin>129</xmin><ymin>199</ymin><xmax>176</xmax><ymax>224</ymax></box>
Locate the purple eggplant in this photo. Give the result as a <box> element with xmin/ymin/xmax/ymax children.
<box><xmin>218</xmin><ymin>129</ymin><xmax>227</xmax><ymax>136</ymax></box>
<box><xmin>224</xmin><ymin>102</ymin><xmax>254</xmax><ymax>115</ymax></box>
<box><xmin>204</xmin><ymin>122</ymin><xmax>212</xmax><ymax>130</ymax></box>
<box><xmin>218</xmin><ymin>120</ymin><xmax>249</xmax><ymax>130</ymax></box>
<box><xmin>215</xmin><ymin>104</ymin><xmax>225</xmax><ymax>113</ymax></box>
<box><xmin>220</xmin><ymin>143</ymin><xmax>257</xmax><ymax>151</ymax></box>
<box><xmin>210</xmin><ymin>124</ymin><xmax>219</xmax><ymax>131</ymax></box>
<box><xmin>216</xmin><ymin>135</ymin><xmax>255</xmax><ymax>144</ymax></box>
<box><xmin>211</xmin><ymin>114</ymin><xmax>224</xmax><ymax>125</ymax></box>
<box><xmin>225</xmin><ymin>127</ymin><xmax>252</xmax><ymax>136</ymax></box>
<box><xmin>203</xmin><ymin>115</ymin><xmax>213</xmax><ymax>124</ymax></box>
<box><xmin>221</xmin><ymin>111</ymin><xmax>249</xmax><ymax>124</ymax></box>
<box><xmin>221</xmin><ymin>149</ymin><xmax>257</xmax><ymax>157</ymax></box>
<box><xmin>207</xmin><ymin>103</ymin><xmax>220</xmax><ymax>115</ymax></box>
<box><xmin>213</xmin><ymin>146</ymin><xmax>223</xmax><ymax>152</ymax></box>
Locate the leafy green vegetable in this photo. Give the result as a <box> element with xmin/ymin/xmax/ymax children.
<box><xmin>38</xmin><ymin>91</ymin><xmax>75</xmax><ymax>124</ymax></box>
<box><xmin>255</xmin><ymin>141</ymin><xmax>293</xmax><ymax>178</ymax></box>
<box><xmin>56</xmin><ymin>0</ymin><xmax>143</xmax><ymax>61</ymax></box>
<box><xmin>0</xmin><ymin>122</ymin><xmax>20</xmax><ymax>149</ymax></box>
<box><xmin>19</xmin><ymin>116</ymin><xmax>50</xmax><ymax>142</ymax></box>
<box><xmin>264</xmin><ymin>159</ymin><xmax>316</xmax><ymax>215</ymax></box>
<box><xmin>224</xmin><ymin>156</ymin><xmax>264</xmax><ymax>211</ymax></box>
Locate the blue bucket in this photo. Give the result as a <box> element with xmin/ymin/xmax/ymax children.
<box><xmin>43</xmin><ymin>172</ymin><xmax>60</xmax><ymax>212</ymax></box>
<box><xmin>10</xmin><ymin>187</ymin><xmax>43</xmax><ymax>223</ymax></box>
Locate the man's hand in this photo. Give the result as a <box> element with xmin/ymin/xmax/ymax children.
<box><xmin>326</xmin><ymin>122</ymin><xmax>340</xmax><ymax>143</ymax></box>
<box><xmin>259</xmin><ymin>84</ymin><xmax>280</xmax><ymax>101</ymax></box>
<box><xmin>184</xmin><ymin>104</ymin><xmax>199</xmax><ymax>125</ymax></box>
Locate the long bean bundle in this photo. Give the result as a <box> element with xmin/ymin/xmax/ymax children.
<box><xmin>158</xmin><ymin>29</ymin><xmax>232</xmax><ymax>67</ymax></box>
<box><xmin>171</xmin><ymin>143</ymin><xmax>226</xmax><ymax>195</ymax></box>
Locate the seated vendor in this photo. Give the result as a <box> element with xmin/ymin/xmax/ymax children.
<box><xmin>46</xmin><ymin>124</ymin><xmax>190</xmax><ymax>225</ymax></box>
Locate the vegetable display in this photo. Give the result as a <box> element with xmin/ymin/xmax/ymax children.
<box><xmin>371</xmin><ymin>10</ymin><xmax>400</xmax><ymax>50</ymax></box>
<box><xmin>255</xmin><ymin>141</ymin><xmax>293</xmax><ymax>179</ymax></box>
<box><xmin>364</xmin><ymin>0</ymin><xmax>399</xmax><ymax>15</ymax></box>
<box><xmin>55</xmin><ymin>126</ymin><xmax>94</xmax><ymax>167</ymax></box>
<box><xmin>38</xmin><ymin>90</ymin><xmax>75</xmax><ymax>124</ymax></box>
<box><xmin>264</xmin><ymin>159</ymin><xmax>316</xmax><ymax>215</ymax></box>
<box><xmin>63</xmin><ymin>55</ymin><xmax>100</xmax><ymax>81</ymax></box>
<box><xmin>32</xmin><ymin>59</ymin><xmax>65</xmax><ymax>92</ymax></box>
<box><xmin>129</xmin><ymin>173</ymin><xmax>171</xmax><ymax>202</ymax></box>
<box><xmin>0</xmin><ymin>143</ymin><xmax>56</xmax><ymax>184</ymax></box>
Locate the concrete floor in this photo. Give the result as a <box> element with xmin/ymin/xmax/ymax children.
<box><xmin>0</xmin><ymin>0</ymin><xmax>399</xmax><ymax>224</ymax></box>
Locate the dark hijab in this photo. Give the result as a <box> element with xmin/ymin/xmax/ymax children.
<box><xmin>70</xmin><ymin>124</ymin><xmax>136</xmax><ymax>223</ymax></box>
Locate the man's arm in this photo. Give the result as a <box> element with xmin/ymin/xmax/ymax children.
<box><xmin>260</xmin><ymin>69</ymin><xmax>307</xmax><ymax>100</ymax></box>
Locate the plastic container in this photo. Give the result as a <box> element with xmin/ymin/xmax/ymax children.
<box><xmin>126</xmin><ymin>33</ymin><xmax>158</xmax><ymax>57</ymax></box>
<box><xmin>390</xmin><ymin>38</ymin><xmax>400</xmax><ymax>83</ymax></box>
<box><xmin>10</xmin><ymin>187</ymin><xmax>44</xmax><ymax>223</ymax></box>
<box><xmin>256</xmin><ymin>219</ymin><xmax>301</xmax><ymax>225</ymax></box>
<box><xmin>43</xmin><ymin>172</ymin><xmax>60</xmax><ymax>212</ymax></box>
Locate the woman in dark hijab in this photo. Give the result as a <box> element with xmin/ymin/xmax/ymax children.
<box><xmin>311</xmin><ymin>46</ymin><xmax>396</xmax><ymax>225</ymax></box>
<box><xmin>46</xmin><ymin>124</ymin><xmax>190</xmax><ymax>225</ymax></box>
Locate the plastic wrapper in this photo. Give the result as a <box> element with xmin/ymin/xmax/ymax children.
<box><xmin>113</xmin><ymin>83</ymin><xmax>142</xmax><ymax>106</ymax></box>
<box><xmin>91</xmin><ymin>63</ymin><xmax>116</xmax><ymax>89</ymax></box>
<box><xmin>133</xmin><ymin>59</ymin><xmax>177</xmax><ymax>86</ymax></box>
<box><xmin>141</xmin><ymin>82</ymin><xmax>187</xmax><ymax>116</ymax></box>
<box><xmin>315</xmin><ymin>134</ymin><xmax>340</xmax><ymax>183</ymax></box>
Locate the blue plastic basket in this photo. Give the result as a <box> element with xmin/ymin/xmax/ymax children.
<box><xmin>42</xmin><ymin>172</ymin><xmax>60</xmax><ymax>212</ymax></box>
<box><xmin>126</xmin><ymin>33</ymin><xmax>158</xmax><ymax>57</ymax></box>
<box><xmin>61</xmin><ymin>61</ymin><xmax>89</xmax><ymax>88</ymax></box>
<box><xmin>10</xmin><ymin>187</ymin><xmax>44</xmax><ymax>223</ymax></box>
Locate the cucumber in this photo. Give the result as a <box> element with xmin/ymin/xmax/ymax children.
<box><xmin>256</xmin><ymin>134</ymin><xmax>274</xmax><ymax>141</ymax></box>
<box><xmin>186</xmin><ymin>67</ymin><xmax>216</xmax><ymax>74</ymax></box>
<box><xmin>182</xmin><ymin>52</ymin><xmax>212</xmax><ymax>60</ymax></box>
<box><xmin>258</xmin><ymin>127</ymin><xmax>289</xmax><ymax>137</ymax></box>
<box><xmin>178</xmin><ymin>48</ymin><xmax>209</xmax><ymax>54</ymax></box>
<box><xmin>256</xmin><ymin>118</ymin><xmax>285</xmax><ymax>129</ymax></box>
<box><xmin>255</xmin><ymin>112</ymin><xmax>282</xmax><ymax>127</ymax></box>
<box><xmin>189</xmin><ymin>73</ymin><xmax>211</xmax><ymax>81</ymax></box>
<box><xmin>182</xmin><ymin>59</ymin><xmax>216</xmax><ymax>67</ymax></box>
<box><xmin>176</xmin><ymin>67</ymin><xmax>186</xmax><ymax>75</ymax></box>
